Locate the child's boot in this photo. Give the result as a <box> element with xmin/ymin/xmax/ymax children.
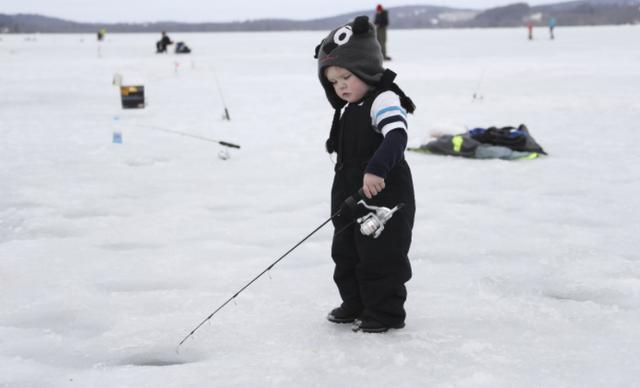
<box><xmin>327</xmin><ymin>305</ymin><xmax>360</xmax><ymax>324</ymax></box>
<box><xmin>352</xmin><ymin>318</ymin><xmax>405</xmax><ymax>333</ymax></box>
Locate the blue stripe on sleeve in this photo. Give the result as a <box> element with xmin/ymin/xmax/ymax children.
<box><xmin>375</xmin><ymin>106</ymin><xmax>407</xmax><ymax>121</ymax></box>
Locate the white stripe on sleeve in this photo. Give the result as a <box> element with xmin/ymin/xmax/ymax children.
<box><xmin>370</xmin><ymin>91</ymin><xmax>408</xmax><ymax>137</ymax></box>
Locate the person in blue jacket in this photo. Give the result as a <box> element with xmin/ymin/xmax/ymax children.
<box><xmin>548</xmin><ymin>18</ymin><xmax>556</xmax><ymax>40</ymax></box>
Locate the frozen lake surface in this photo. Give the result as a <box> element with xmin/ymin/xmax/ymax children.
<box><xmin>1</xmin><ymin>25</ymin><xmax>639</xmax><ymax>387</ymax></box>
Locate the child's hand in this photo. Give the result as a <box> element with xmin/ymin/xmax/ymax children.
<box><xmin>363</xmin><ymin>173</ymin><xmax>385</xmax><ymax>199</ymax></box>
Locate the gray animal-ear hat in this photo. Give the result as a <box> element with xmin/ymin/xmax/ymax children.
<box><xmin>314</xmin><ymin>16</ymin><xmax>384</xmax><ymax>109</ymax></box>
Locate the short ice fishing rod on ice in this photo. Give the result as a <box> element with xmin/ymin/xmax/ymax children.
<box><xmin>177</xmin><ymin>189</ymin><xmax>405</xmax><ymax>347</ymax></box>
<box><xmin>131</xmin><ymin>123</ymin><xmax>240</xmax><ymax>149</ymax></box>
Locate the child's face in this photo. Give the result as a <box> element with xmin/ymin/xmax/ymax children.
<box><xmin>325</xmin><ymin>66</ymin><xmax>370</xmax><ymax>104</ymax></box>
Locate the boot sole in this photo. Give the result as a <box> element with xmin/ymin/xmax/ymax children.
<box><xmin>327</xmin><ymin>315</ymin><xmax>357</xmax><ymax>324</ymax></box>
<box><xmin>352</xmin><ymin>321</ymin><xmax>405</xmax><ymax>333</ymax></box>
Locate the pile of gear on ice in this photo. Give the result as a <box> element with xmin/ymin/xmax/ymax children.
<box><xmin>410</xmin><ymin>124</ymin><xmax>546</xmax><ymax>160</ymax></box>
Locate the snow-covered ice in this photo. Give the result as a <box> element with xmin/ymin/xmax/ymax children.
<box><xmin>1</xmin><ymin>26</ymin><xmax>639</xmax><ymax>387</ymax></box>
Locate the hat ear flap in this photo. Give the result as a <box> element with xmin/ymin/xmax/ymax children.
<box><xmin>352</xmin><ymin>16</ymin><xmax>370</xmax><ymax>34</ymax></box>
<box><xmin>314</xmin><ymin>43</ymin><xmax>321</xmax><ymax>59</ymax></box>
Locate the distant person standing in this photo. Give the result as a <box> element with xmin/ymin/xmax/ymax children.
<box><xmin>527</xmin><ymin>20</ymin><xmax>534</xmax><ymax>40</ymax></box>
<box><xmin>156</xmin><ymin>31</ymin><xmax>173</xmax><ymax>53</ymax></box>
<box><xmin>97</xmin><ymin>28</ymin><xmax>106</xmax><ymax>41</ymax></box>
<box><xmin>548</xmin><ymin>17</ymin><xmax>556</xmax><ymax>40</ymax></box>
<box><xmin>374</xmin><ymin>4</ymin><xmax>391</xmax><ymax>60</ymax></box>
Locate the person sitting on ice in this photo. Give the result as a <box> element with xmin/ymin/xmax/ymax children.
<box><xmin>156</xmin><ymin>31</ymin><xmax>173</xmax><ymax>53</ymax></box>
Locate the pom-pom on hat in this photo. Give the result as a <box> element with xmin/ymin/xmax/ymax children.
<box><xmin>314</xmin><ymin>16</ymin><xmax>384</xmax><ymax>109</ymax></box>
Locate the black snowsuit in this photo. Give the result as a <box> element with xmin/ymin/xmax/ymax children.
<box><xmin>330</xmin><ymin>88</ymin><xmax>415</xmax><ymax>327</ymax></box>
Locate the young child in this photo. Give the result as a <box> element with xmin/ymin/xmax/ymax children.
<box><xmin>314</xmin><ymin>16</ymin><xmax>416</xmax><ymax>333</ymax></box>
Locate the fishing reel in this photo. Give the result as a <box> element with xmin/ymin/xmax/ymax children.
<box><xmin>356</xmin><ymin>200</ymin><xmax>404</xmax><ymax>239</ymax></box>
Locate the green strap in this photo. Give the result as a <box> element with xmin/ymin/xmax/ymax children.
<box><xmin>452</xmin><ymin>135</ymin><xmax>464</xmax><ymax>153</ymax></box>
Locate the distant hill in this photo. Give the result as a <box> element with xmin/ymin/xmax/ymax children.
<box><xmin>1</xmin><ymin>1</ymin><xmax>639</xmax><ymax>33</ymax></box>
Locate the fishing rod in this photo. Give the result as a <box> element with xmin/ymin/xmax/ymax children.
<box><xmin>119</xmin><ymin>59</ymin><xmax>232</xmax><ymax>120</ymax></box>
<box><xmin>130</xmin><ymin>123</ymin><xmax>240</xmax><ymax>149</ymax></box>
<box><xmin>177</xmin><ymin>211</ymin><xmax>336</xmax><ymax>348</ymax></box>
<box><xmin>177</xmin><ymin>188</ymin><xmax>410</xmax><ymax>348</ymax></box>
<box><xmin>210</xmin><ymin>64</ymin><xmax>231</xmax><ymax>121</ymax></box>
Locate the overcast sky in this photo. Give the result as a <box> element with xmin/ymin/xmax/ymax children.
<box><xmin>4</xmin><ymin>1</ymin><xmax>559</xmax><ymax>23</ymax></box>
